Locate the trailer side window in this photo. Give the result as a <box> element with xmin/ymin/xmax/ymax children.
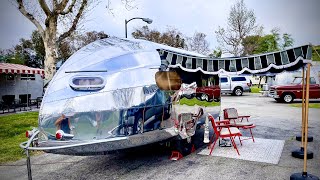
<box><xmin>70</xmin><ymin>76</ymin><xmax>105</xmax><ymax>91</ymax></box>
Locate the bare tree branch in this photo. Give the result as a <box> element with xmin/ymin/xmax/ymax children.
<box><xmin>57</xmin><ymin>0</ymin><xmax>88</xmax><ymax>43</ymax></box>
<box><xmin>58</xmin><ymin>0</ymin><xmax>77</xmax><ymax>15</ymax></box>
<box><xmin>215</xmin><ymin>0</ymin><xmax>257</xmax><ymax>56</ymax></box>
<box><xmin>121</xmin><ymin>0</ymin><xmax>137</xmax><ymax>10</ymax></box>
<box><xmin>17</xmin><ymin>0</ymin><xmax>44</xmax><ymax>36</ymax></box>
<box><xmin>38</xmin><ymin>0</ymin><xmax>52</xmax><ymax>16</ymax></box>
<box><xmin>57</xmin><ymin>0</ymin><xmax>69</xmax><ymax>10</ymax></box>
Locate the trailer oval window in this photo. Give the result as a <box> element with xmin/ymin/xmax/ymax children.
<box><xmin>70</xmin><ymin>76</ymin><xmax>105</xmax><ymax>91</ymax></box>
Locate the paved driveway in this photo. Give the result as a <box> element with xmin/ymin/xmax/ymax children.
<box><xmin>1</xmin><ymin>94</ymin><xmax>319</xmax><ymax>180</ymax></box>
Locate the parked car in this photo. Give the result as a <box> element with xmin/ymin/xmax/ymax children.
<box><xmin>195</xmin><ymin>85</ymin><xmax>221</xmax><ymax>102</ymax></box>
<box><xmin>220</xmin><ymin>76</ymin><xmax>252</xmax><ymax>96</ymax></box>
<box><xmin>269</xmin><ymin>77</ymin><xmax>320</xmax><ymax>103</ymax></box>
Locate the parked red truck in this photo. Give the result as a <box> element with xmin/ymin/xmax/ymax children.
<box><xmin>195</xmin><ymin>85</ymin><xmax>221</xmax><ymax>102</ymax></box>
<box><xmin>269</xmin><ymin>77</ymin><xmax>320</xmax><ymax>103</ymax></box>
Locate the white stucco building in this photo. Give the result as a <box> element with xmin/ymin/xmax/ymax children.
<box><xmin>0</xmin><ymin>63</ymin><xmax>44</xmax><ymax>105</ymax></box>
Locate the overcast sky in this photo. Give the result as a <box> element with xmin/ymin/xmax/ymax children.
<box><xmin>0</xmin><ymin>0</ymin><xmax>319</xmax><ymax>51</ymax></box>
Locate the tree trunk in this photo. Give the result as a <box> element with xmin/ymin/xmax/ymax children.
<box><xmin>258</xmin><ymin>76</ymin><xmax>262</xmax><ymax>88</ymax></box>
<box><xmin>43</xmin><ymin>19</ymin><xmax>58</xmax><ymax>81</ymax></box>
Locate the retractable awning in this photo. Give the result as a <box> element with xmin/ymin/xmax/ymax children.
<box><xmin>159</xmin><ymin>45</ymin><xmax>312</xmax><ymax>75</ymax></box>
<box><xmin>0</xmin><ymin>63</ymin><xmax>44</xmax><ymax>76</ymax></box>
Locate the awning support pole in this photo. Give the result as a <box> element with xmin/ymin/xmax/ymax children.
<box><xmin>291</xmin><ymin>66</ymin><xmax>313</xmax><ymax>159</ymax></box>
<box><xmin>290</xmin><ymin>63</ymin><xmax>319</xmax><ymax>180</ymax></box>
<box><xmin>303</xmin><ymin>63</ymin><xmax>311</xmax><ymax>173</ymax></box>
<box><xmin>301</xmin><ymin>66</ymin><xmax>306</xmax><ymax>147</ymax></box>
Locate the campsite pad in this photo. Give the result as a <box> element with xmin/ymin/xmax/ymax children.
<box><xmin>198</xmin><ymin>137</ymin><xmax>285</xmax><ymax>164</ymax></box>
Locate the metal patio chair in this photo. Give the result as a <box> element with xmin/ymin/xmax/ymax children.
<box><xmin>207</xmin><ymin>113</ymin><xmax>242</xmax><ymax>155</ymax></box>
<box><xmin>223</xmin><ymin>108</ymin><xmax>255</xmax><ymax>143</ymax></box>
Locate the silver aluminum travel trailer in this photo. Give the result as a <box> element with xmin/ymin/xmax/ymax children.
<box><xmin>21</xmin><ymin>37</ymin><xmax>221</xmax><ymax>155</ymax></box>
<box><xmin>20</xmin><ymin>38</ymin><xmax>314</xmax><ymax>180</ymax></box>
<box><xmin>21</xmin><ymin>37</ymin><xmax>312</xmax><ymax>156</ymax></box>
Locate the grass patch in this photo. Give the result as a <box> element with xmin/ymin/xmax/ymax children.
<box><xmin>0</xmin><ymin>112</ymin><xmax>39</xmax><ymax>164</ymax></box>
<box><xmin>250</xmin><ymin>85</ymin><xmax>262</xmax><ymax>93</ymax></box>
<box><xmin>178</xmin><ymin>97</ymin><xmax>220</xmax><ymax>107</ymax></box>
<box><xmin>290</xmin><ymin>103</ymin><xmax>320</xmax><ymax>109</ymax></box>
<box><xmin>312</xmin><ymin>45</ymin><xmax>320</xmax><ymax>61</ymax></box>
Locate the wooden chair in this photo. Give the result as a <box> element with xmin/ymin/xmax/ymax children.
<box><xmin>208</xmin><ymin>113</ymin><xmax>242</xmax><ymax>155</ymax></box>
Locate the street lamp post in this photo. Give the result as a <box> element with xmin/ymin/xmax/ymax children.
<box><xmin>125</xmin><ymin>17</ymin><xmax>153</xmax><ymax>38</ymax></box>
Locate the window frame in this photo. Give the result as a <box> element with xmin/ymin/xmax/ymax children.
<box><xmin>69</xmin><ymin>76</ymin><xmax>106</xmax><ymax>91</ymax></box>
<box><xmin>6</xmin><ymin>74</ymin><xmax>15</xmax><ymax>81</ymax></box>
<box><xmin>21</xmin><ymin>74</ymin><xmax>35</xmax><ymax>80</ymax></box>
<box><xmin>220</xmin><ymin>77</ymin><xmax>228</xmax><ymax>83</ymax></box>
<box><xmin>231</xmin><ymin>77</ymin><xmax>246</xmax><ymax>82</ymax></box>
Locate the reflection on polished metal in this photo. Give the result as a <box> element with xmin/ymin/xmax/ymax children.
<box><xmin>125</xmin><ymin>17</ymin><xmax>152</xmax><ymax>38</ymax></box>
<box><xmin>155</xmin><ymin>71</ymin><xmax>182</xmax><ymax>90</ymax></box>
<box><xmin>23</xmin><ymin>37</ymin><xmax>221</xmax><ymax>155</ymax></box>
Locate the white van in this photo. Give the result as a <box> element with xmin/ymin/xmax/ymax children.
<box><xmin>220</xmin><ymin>75</ymin><xmax>252</xmax><ymax>96</ymax></box>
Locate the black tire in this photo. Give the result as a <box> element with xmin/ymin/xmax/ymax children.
<box><xmin>233</xmin><ymin>87</ymin><xmax>243</xmax><ymax>96</ymax></box>
<box><xmin>175</xmin><ymin>138</ymin><xmax>193</xmax><ymax>156</ymax></box>
<box><xmin>214</xmin><ymin>97</ymin><xmax>221</xmax><ymax>102</ymax></box>
<box><xmin>133</xmin><ymin>116</ymin><xmax>144</xmax><ymax>134</ymax></box>
<box><xmin>275</xmin><ymin>98</ymin><xmax>282</xmax><ymax>103</ymax></box>
<box><xmin>200</xmin><ymin>93</ymin><xmax>209</xmax><ymax>101</ymax></box>
<box><xmin>281</xmin><ymin>93</ymin><xmax>294</xmax><ymax>103</ymax></box>
<box><xmin>184</xmin><ymin>94</ymin><xmax>193</xmax><ymax>99</ymax></box>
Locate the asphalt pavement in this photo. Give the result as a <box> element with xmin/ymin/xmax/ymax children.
<box><xmin>1</xmin><ymin>93</ymin><xmax>319</xmax><ymax>180</ymax></box>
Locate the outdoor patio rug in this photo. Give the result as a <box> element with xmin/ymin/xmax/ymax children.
<box><xmin>198</xmin><ymin>137</ymin><xmax>285</xmax><ymax>164</ymax></box>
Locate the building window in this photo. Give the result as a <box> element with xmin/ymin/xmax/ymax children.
<box><xmin>6</xmin><ymin>74</ymin><xmax>14</xmax><ymax>81</ymax></box>
<box><xmin>21</xmin><ymin>74</ymin><xmax>35</xmax><ymax>80</ymax></box>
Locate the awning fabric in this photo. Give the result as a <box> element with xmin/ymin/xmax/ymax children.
<box><xmin>0</xmin><ymin>63</ymin><xmax>44</xmax><ymax>75</ymax></box>
<box><xmin>159</xmin><ymin>45</ymin><xmax>312</xmax><ymax>75</ymax></box>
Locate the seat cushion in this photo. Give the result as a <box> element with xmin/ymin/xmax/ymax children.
<box><xmin>220</xmin><ymin>127</ymin><xmax>241</xmax><ymax>136</ymax></box>
<box><xmin>230</xmin><ymin>122</ymin><xmax>253</xmax><ymax>127</ymax></box>
<box><xmin>224</xmin><ymin>108</ymin><xmax>238</xmax><ymax>119</ymax></box>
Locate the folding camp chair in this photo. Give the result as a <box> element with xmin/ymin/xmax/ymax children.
<box><xmin>177</xmin><ymin>107</ymin><xmax>204</xmax><ymax>138</ymax></box>
<box><xmin>223</xmin><ymin>108</ymin><xmax>255</xmax><ymax>143</ymax></box>
<box><xmin>207</xmin><ymin>113</ymin><xmax>242</xmax><ymax>155</ymax></box>
<box><xmin>223</xmin><ymin>108</ymin><xmax>250</xmax><ymax>122</ymax></box>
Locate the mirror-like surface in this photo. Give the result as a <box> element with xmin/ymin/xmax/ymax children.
<box><xmin>38</xmin><ymin>37</ymin><xmax>221</xmax><ymax>154</ymax></box>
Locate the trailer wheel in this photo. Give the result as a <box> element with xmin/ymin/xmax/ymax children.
<box><xmin>135</xmin><ymin>117</ymin><xmax>144</xmax><ymax>134</ymax></box>
<box><xmin>175</xmin><ymin>138</ymin><xmax>193</xmax><ymax>156</ymax></box>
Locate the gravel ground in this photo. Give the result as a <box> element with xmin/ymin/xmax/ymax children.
<box><xmin>1</xmin><ymin>94</ymin><xmax>319</xmax><ymax>180</ymax></box>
